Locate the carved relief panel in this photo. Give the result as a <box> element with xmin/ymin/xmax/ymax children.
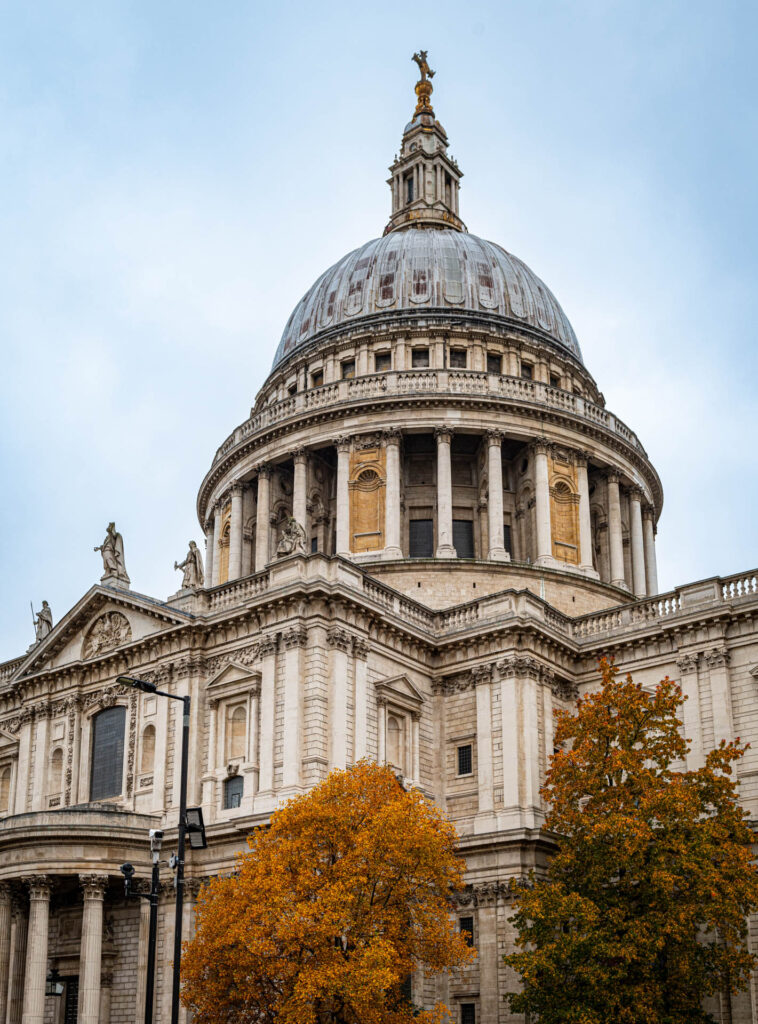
<box><xmin>349</xmin><ymin>445</ymin><xmax>386</xmax><ymax>552</ymax></box>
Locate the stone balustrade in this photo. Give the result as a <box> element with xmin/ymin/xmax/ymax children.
<box><xmin>212</xmin><ymin>369</ymin><xmax>647</xmax><ymax>466</ymax></box>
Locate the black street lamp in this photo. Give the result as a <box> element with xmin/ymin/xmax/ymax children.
<box><xmin>118</xmin><ymin>674</ymin><xmax>206</xmax><ymax>1024</ymax></box>
<box><xmin>121</xmin><ymin>825</ymin><xmax>163</xmax><ymax>1024</ymax></box>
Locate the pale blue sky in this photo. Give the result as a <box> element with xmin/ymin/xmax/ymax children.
<box><xmin>1</xmin><ymin>1</ymin><xmax>756</xmax><ymax>658</ymax></box>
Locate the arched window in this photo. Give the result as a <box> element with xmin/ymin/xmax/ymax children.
<box><xmin>48</xmin><ymin>748</ymin><xmax>63</xmax><ymax>797</ymax></box>
<box><xmin>226</xmin><ymin>706</ymin><xmax>246</xmax><ymax>761</ymax></box>
<box><xmin>140</xmin><ymin>724</ymin><xmax>156</xmax><ymax>774</ymax></box>
<box><xmin>0</xmin><ymin>766</ymin><xmax>10</xmax><ymax>813</ymax></box>
<box><xmin>90</xmin><ymin>706</ymin><xmax>126</xmax><ymax>801</ymax></box>
<box><xmin>387</xmin><ymin>715</ymin><xmax>403</xmax><ymax>771</ymax></box>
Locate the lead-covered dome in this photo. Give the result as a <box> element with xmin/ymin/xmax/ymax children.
<box><xmin>272</xmin><ymin>229</ymin><xmax>582</xmax><ymax>370</ymax></box>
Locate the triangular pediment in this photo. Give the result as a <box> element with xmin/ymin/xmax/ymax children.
<box><xmin>206</xmin><ymin>660</ymin><xmax>261</xmax><ymax>701</ymax></box>
<box><xmin>0</xmin><ymin>729</ymin><xmax>19</xmax><ymax>752</ymax></box>
<box><xmin>13</xmin><ymin>585</ymin><xmax>194</xmax><ymax>680</ymax></box>
<box><xmin>375</xmin><ymin>673</ymin><xmax>425</xmax><ymax>709</ymax></box>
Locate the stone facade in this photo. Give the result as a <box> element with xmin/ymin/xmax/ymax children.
<box><xmin>1</xmin><ymin>60</ymin><xmax>757</xmax><ymax>1024</ymax></box>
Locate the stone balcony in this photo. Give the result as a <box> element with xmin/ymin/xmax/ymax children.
<box><xmin>212</xmin><ymin>369</ymin><xmax>649</xmax><ymax>466</ymax></box>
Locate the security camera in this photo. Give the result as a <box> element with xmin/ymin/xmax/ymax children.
<box><xmin>149</xmin><ymin>829</ymin><xmax>164</xmax><ymax>842</ymax></box>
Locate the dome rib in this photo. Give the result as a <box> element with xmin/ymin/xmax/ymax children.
<box><xmin>272</xmin><ymin>229</ymin><xmax>582</xmax><ymax>369</ymax></box>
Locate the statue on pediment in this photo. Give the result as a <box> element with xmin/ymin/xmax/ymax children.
<box><xmin>276</xmin><ymin>517</ymin><xmax>306</xmax><ymax>557</ymax></box>
<box><xmin>175</xmin><ymin>541</ymin><xmax>204</xmax><ymax>589</ymax></box>
<box><xmin>33</xmin><ymin>601</ymin><xmax>53</xmax><ymax>643</ymax></box>
<box><xmin>94</xmin><ymin>522</ymin><xmax>130</xmax><ymax>584</ymax></box>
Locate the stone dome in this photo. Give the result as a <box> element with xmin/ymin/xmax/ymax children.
<box><xmin>272</xmin><ymin>229</ymin><xmax>583</xmax><ymax>370</ymax></box>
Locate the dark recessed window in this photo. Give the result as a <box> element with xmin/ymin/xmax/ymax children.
<box><xmin>521</xmin><ymin>363</ymin><xmax>533</xmax><ymax>380</ymax></box>
<box><xmin>453</xmin><ymin>520</ymin><xmax>475</xmax><ymax>559</ymax></box>
<box><xmin>550</xmin><ymin>374</ymin><xmax>560</xmax><ymax>388</ymax></box>
<box><xmin>405</xmin><ymin>174</ymin><xmax>414</xmax><ymax>203</ymax></box>
<box><xmin>287</xmin><ymin>383</ymin><xmax>297</xmax><ymax>396</ymax></box>
<box><xmin>311</xmin><ymin>537</ymin><xmax>318</xmax><ymax>553</ymax></box>
<box><xmin>409</xmin><ymin>519</ymin><xmax>434</xmax><ymax>558</ymax></box>
<box><xmin>223</xmin><ymin>775</ymin><xmax>243</xmax><ymax>810</ymax></box>
<box><xmin>504</xmin><ymin>523</ymin><xmax>513</xmax><ymax>557</ymax></box>
<box><xmin>457</xmin><ymin>744</ymin><xmax>473</xmax><ymax>776</ymax></box>
<box><xmin>459</xmin><ymin>916</ymin><xmax>475</xmax><ymax>946</ymax></box>
<box><xmin>341</xmin><ymin>360</ymin><xmax>355</xmax><ymax>380</ymax></box>
<box><xmin>411</xmin><ymin>348</ymin><xmax>430</xmax><ymax>368</ymax></box>
<box><xmin>486</xmin><ymin>353</ymin><xmax>501</xmax><ymax>374</ymax></box>
<box><xmin>461</xmin><ymin>1004</ymin><xmax>476</xmax><ymax>1024</ymax></box>
<box><xmin>90</xmin><ymin>706</ymin><xmax>126</xmax><ymax>801</ymax></box>
<box><xmin>449</xmin><ymin>348</ymin><xmax>467</xmax><ymax>368</ymax></box>
<box><xmin>311</xmin><ymin>369</ymin><xmax>324</xmax><ymax>388</ymax></box>
<box><xmin>375</xmin><ymin>351</ymin><xmax>391</xmax><ymax>372</ymax></box>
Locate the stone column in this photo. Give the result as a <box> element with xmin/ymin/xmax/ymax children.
<box><xmin>642</xmin><ymin>505</ymin><xmax>659</xmax><ymax>595</ymax></box>
<box><xmin>204</xmin><ymin>516</ymin><xmax>215</xmax><ymax>591</ymax></box>
<box><xmin>629</xmin><ymin>487</ymin><xmax>647</xmax><ymax>598</ymax></box>
<box><xmin>78</xmin><ymin>874</ymin><xmax>108</xmax><ymax>1024</ymax></box>
<box><xmin>478</xmin><ymin>897</ymin><xmax>500</xmax><ymax>1024</ymax></box>
<box><xmin>0</xmin><ymin>882</ymin><xmax>12</xmax><ymax>1021</ymax></box>
<box><xmin>353</xmin><ymin>639</ymin><xmax>369</xmax><ymax>761</ymax></box>
<box><xmin>435</xmin><ymin>427</ymin><xmax>455</xmax><ymax>557</ymax></box>
<box><xmin>20</xmin><ymin>875</ymin><xmax>52</xmax><ymax>1024</ymax></box>
<box><xmin>606</xmin><ymin>472</ymin><xmax>627</xmax><ymax>589</ymax></box>
<box><xmin>677</xmin><ymin>653</ymin><xmax>703</xmax><ymax>770</ymax></box>
<box><xmin>255</xmin><ymin>465</ymin><xmax>271</xmax><ymax>570</ymax></box>
<box><xmin>211</xmin><ymin>504</ymin><xmax>223</xmax><ymax>587</ymax></box>
<box><xmin>499</xmin><ymin>656</ymin><xmax>541</xmax><ymax>829</ymax></box>
<box><xmin>335</xmin><ymin>438</ymin><xmax>351</xmax><ymax>557</ymax></box>
<box><xmin>533</xmin><ymin>439</ymin><xmax>553</xmax><ymax>565</ymax></box>
<box><xmin>8</xmin><ymin>897</ymin><xmax>28</xmax><ymax>1024</ymax></box>
<box><xmin>134</xmin><ymin>885</ymin><xmax>152</xmax><ymax>1023</ymax></box>
<box><xmin>228</xmin><ymin>483</ymin><xmax>244</xmax><ymax>581</ymax></box>
<box><xmin>242</xmin><ymin>485</ymin><xmax>255</xmax><ymax>575</ymax></box>
<box><xmin>486</xmin><ymin>432</ymin><xmax>509</xmax><ymax>561</ymax></box>
<box><xmin>292</xmin><ymin>448</ymin><xmax>308</xmax><ymax>537</ymax></box>
<box><xmin>328</xmin><ymin>628</ymin><xmax>350</xmax><ymax>771</ymax></box>
<box><xmin>281</xmin><ymin>627</ymin><xmax>306</xmax><ymax>794</ymax></box>
<box><xmin>384</xmin><ymin>430</ymin><xmax>403</xmax><ymax>558</ymax></box>
<box><xmin>256</xmin><ymin>636</ymin><xmax>277</xmax><ymax>806</ymax></box>
<box><xmin>474</xmin><ymin>666</ymin><xmax>494</xmax><ymax>817</ymax></box>
<box><xmin>706</xmin><ymin>648</ymin><xmax>733</xmax><ymax>746</ymax></box>
<box><xmin>575</xmin><ymin>451</ymin><xmax>595</xmax><ymax>573</ymax></box>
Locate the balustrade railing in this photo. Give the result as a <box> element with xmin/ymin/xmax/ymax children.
<box><xmin>212</xmin><ymin>369</ymin><xmax>646</xmax><ymax>464</ymax></box>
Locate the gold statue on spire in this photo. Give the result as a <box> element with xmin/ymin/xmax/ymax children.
<box><xmin>412</xmin><ymin>50</ymin><xmax>435</xmax><ymax>116</ymax></box>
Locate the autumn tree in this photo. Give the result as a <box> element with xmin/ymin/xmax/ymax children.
<box><xmin>506</xmin><ymin>658</ymin><xmax>758</xmax><ymax>1024</ymax></box>
<box><xmin>182</xmin><ymin>761</ymin><xmax>474</xmax><ymax>1024</ymax></box>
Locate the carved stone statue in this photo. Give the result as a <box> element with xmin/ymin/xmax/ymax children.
<box><xmin>82</xmin><ymin>611</ymin><xmax>132</xmax><ymax>660</ymax></box>
<box><xmin>276</xmin><ymin>517</ymin><xmax>306</xmax><ymax>557</ymax></box>
<box><xmin>174</xmin><ymin>540</ymin><xmax>204</xmax><ymax>589</ymax></box>
<box><xmin>412</xmin><ymin>50</ymin><xmax>435</xmax><ymax>81</ymax></box>
<box><xmin>33</xmin><ymin>601</ymin><xmax>53</xmax><ymax>643</ymax></box>
<box><xmin>94</xmin><ymin>522</ymin><xmax>130</xmax><ymax>584</ymax></box>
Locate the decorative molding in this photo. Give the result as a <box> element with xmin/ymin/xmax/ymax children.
<box><xmin>84</xmin><ymin>682</ymin><xmax>129</xmax><ymax>712</ymax></box>
<box><xmin>629</xmin><ymin>486</ymin><xmax>645</xmax><ymax>503</ymax></box>
<box><xmin>80</xmin><ymin>874</ymin><xmax>109</xmax><ymax>899</ymax></box>
<box><xmin>335</xmin><ymin>436</ymin><xmax>352</xmax><ymax>453</ymax></box>
<box><xmin>82</xmin><ymin>612</ymin><xmax>132</xmax><ymax>660</ymax></box>
<box><xmin>676</xmin><ymin>652</ymin><xmax>699</xmax><ymax>674</ymax></box>
<box><xmin>471</xmin><ymin>664</ymin><xmax>493</xmax><ymax>686</ymax></box>
<box><xmin>258</xmin><ymin>635</ymin><xmax>278</xmax><ymax>658</ymax></box>
<box><xmin>434</xmin><ymin>426</ymin><xmax>453</xmax><ymax>444</ymax></box>
<box><xmin>382</xmin><ymin>428</ymin><xmax>402</xmax><ymax>446</ymax></box>
<box><xmin>23</xmin><ymin>875</ymin><xmax>53</xmax><ymax>900</ymax></box>
<box><xmin>485</xmin><ymin>429</ymin><xmax>504</xmax><ymax>445</ymax></box>
<box><xmin>256</xmin><ymin>462</ymin><xmax>272</xmax><ymax>480</ymax></box>
<box><xmin>497</xmin><ymin>655</ymin><xmax>541</xmax><ymax>679</ymax></box>
<box><xmin>352</xmin><ymin>637</ymin><xmax>370</xmax><ymax>660</ymax></box>
<box><xmin>282</xmin><ymin>626</ymin><xmax>308</xmax><ymax>650</ymax></box>
<box><xmin>327</xmin><ymin>627</ymin><xmax>352</xmax><ymax>652</ymax></box>
<box><xmin>704</xmin><ymin>647</ymin><xmax>730</xmax><ymax>669</ymax></box>
<box><xmin>126</xmin><ymin>692</ymin><xmax>138</xmax><ymax>798</ymax></box>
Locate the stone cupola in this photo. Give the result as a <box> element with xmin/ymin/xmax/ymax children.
<box><xmin>384</xmin><ymin>51</ymin><xmax>466</xmax><ymax>235</ymax></box>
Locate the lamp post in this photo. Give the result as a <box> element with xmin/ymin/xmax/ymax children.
<box><xmin>121</xmin><ymin>826</ymin><xmax>163</xmax><ymax>1024</ymax></box>
<box><xmin>118</xmin><ymin>674</ymin><xmax>205</xmax><ymax>1024</ymax></box>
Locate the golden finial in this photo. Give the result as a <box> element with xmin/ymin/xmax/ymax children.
<box><xmin>412</xmin><ymin>50</ymin><xmax>435</xmax><ymax>116</ymax></box>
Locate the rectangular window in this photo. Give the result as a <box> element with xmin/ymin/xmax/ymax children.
<box><xmin>486</xmin><ymin>352</ymin><xmax>501</xmax><ymax>374</ymax></box>
<box><xmin>405</xmin><ymin>174</ymin><xmax>414</xmax><ymax>203</ymax></box>
<box><xmin>504</xmin><ymin>523</ymin><xmax>513</xmax><ymax>557</ymax></box>
<box><xmin>521</xmin><ymin>362</ymin><xmax>533</xmax><ymax>380</ymax></box>
<box><xmin>287</xmin><ymin>383</ymin><xmax>297</xmax><ymax>396</ymax></box>
<box><xmin>223</xmin><ymin>775</ymin><xmax>244</xmax><ymax>809</ymax></box>
<box><xmin>453</xmin><ymin>520</ymin><xmax>475</xmax><ymax>559</ymax></box>
<box><xmin>459</xmin><ymin>916</ymin><xmax>475</xmax><ymax>946</ymax></box>
<box><xmin>550</xmin><ymin>373</ymin><xmax>560</xmax><ymax>388</ymax></box>
<box><xmin>311</xmin><ymin>537</ymin><xmax>318</xmax><ymax>553</ymax></box>
<box><xmin>375</xmin><ymin>351</ymin><xmax>392</xmax><ymax>372</ymax></box>
<box><xmin>311</xmin><ymin>369</ymin><xmax>324</xmax><ymax>388</ymax></box>
<box><xmin>449</xmin><ymin>347</ymin><xmax>467</xmax><ymax>368</ymax></box>
<box><xmin>90</xmin><ymin>706</ymin><xmax>126</xmax><ymax>801</ymax></box>
<box><xmin>461</xmin><ymin>1004</ymin><xmax>476</xmax><ymax>1024</ymax></box>
<box><xmin>409</xmin><ymin>519</ymin><xmax>434</xmax><ymax>558</ymax></box>
<box><xmin>341</xmin><ymin>359</ymin><xmax>355</xmax><ymax>380</ymax></box>
<box><xmin>457</xmin><ymin>744</ymin><xmax>473</xmax><ymax>776</ymax></box>
<box><xmin>411</xmin><ymin>348</ymin><xmax>430</xmax><ymax>368</ymax></box>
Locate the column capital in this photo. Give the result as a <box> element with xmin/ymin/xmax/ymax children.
<box><xmin>676</xmin><ymin>652</ymin><xmax>699</xmax><ymax>674</ymax></box>
<box><xmin>23</xmin><ymin>875</ymin><xmax>53</xmax><ymax>901</ymax></box>
<box><xmin>292</xmin><ymin>447</ymin><xmax>308</xmax><ymax>465</ymax></box>
<box><xmin>256</xmin><ymin>462</ymin><xmax>272</xmax><ymax>480</ymax></box>
<box><xmin>629</xmin><ymin>485</ymin><xmax>645</xmax><ymax>503</ymax></box>
<box><xmin>529</xmin><ymin>436</ymin><xmax>552</xmax><ymax>457</ymax></box>
<box><xmin>434</xmin><ymin>426</ymin><xmax>453</xmax><ymax>444</ymax></box>
<box><xmin>352</xmin><ymin>637</ymin><xmax>370</xmax><ymax>660</ymax></box>
<box><xmin>705</xmin><ymin>646</ymin><xmax>730</xmax><ymax>669</ymax></box>
<box><xmin>229</xmin><ymin>481</ymin><xmax>244</xmax><ymax>498</ymax></box>
<box><xmin>212</xmin><ymin>498</ymin><xmax>225</xmax><ymax>517</ymax></box>
<box><xmin>79</xmin><ymin>874</ymin><xmax>108</xmax><ymax>899</ymax></box>
<box><xmin>335</xmin><ymin>436</ymin><xmax>352</xmax><ymax>453</ymax></box>
<box><xmin>604</xmin><ymin>469</ymin><xmax>620</xmax><ymax>485</ymax></box>
<box><xmin>573</xmin><ymin>448</ymin><xmax>591</xmax><ymax>468</ymax></box>
<box><xmin>485</xmin><ymin>429</ymin><xmax>504</xmax><ymax>446</ymax></box>
<box><xmin>642</xmin><ymin>503</ymin><xmax>657</xmax><ymax>522</ymax></box>
<box><xmin>327</xmin><ymin>626</ymin><xmax>352</xmax><ymax>651</ymax></box>
<box><xmin>0</xmin><ymin>881</ymin><xmax>12</xmax><ymax>902</ymax></box>
<box><xmin>382</xmin><ymin>428</ymin><xmax>402</xmax><ymax>446</ymax></box>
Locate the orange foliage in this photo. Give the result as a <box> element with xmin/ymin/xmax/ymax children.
<box><xmin>506</xmin><ymin>658</ymin><xmax>758</xmax><ymax>1024</ymax></box>
<box><xmin>181</xmin><ymin>761</ymin><xmax>474</xmax><ymax>1024</ymax></box>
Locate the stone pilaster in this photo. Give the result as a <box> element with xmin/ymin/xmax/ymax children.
<box><xmin>256</xmin><ymin>634</ymin><xmax>278</xmax><ymax>806</ymax></box>
<box><xmin>353</xmin><ymin>638</ymin><xmax>369</xmax><ymax>761</ymax></box>
<box><xmin>435</xmin><ymin>427</ymin><xmax>455</xmax><ymax>557</ymax></box>
<box><xmin>21</xmin><ymin>875</ymin><xmax>52</xmax><ymax>1024</ymax></box>
<box><xmin>335</xmin><ymin>438</ymin><xmax>351</xmax><ymax>557</ymax></box>
<box><xmin>705</xmin><ymin>647</ymin><xmax>733</xmax><ymax>746</ymax></box>
<box><xmin>327</xmin><ymin>628</ymin><xmax>351</xmax><ymax>770</ymax></box>
<box><xmin>677</xmin><ymin>653</ymin><xmax>703</xmax><ymax>769</ymax></box>
<box><xmin>281</xmin><ymin>627</ymin><xmax>306</xmax><ymax>794</ymax></box>
<box><xmin>532</xmin><ymin>439</ymin><xmax>553</xmax><ymax>565</ymax></box>
<box><xmin>486</xmin><ymin>431</ymin><xmax>509</xmax><ymax>561</ymax></box>
<box><xmin>78</xmin><ymin>874</ymin><xmax>108</xmax><ymax>1024</ymax></box>
<box><xmin>255</xmin><ymin>464</ymin><xmax>272</xmax><ymax>570</ymax></box>
<box><xmin>474</xmin><ymin>665</ymin><xmax>494</xmax><ymax>819</ymax></box>
<box><xmin>383</xmin><ymin>429</ymin><xmax>403</xmax><ymax>558</ymax></box>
